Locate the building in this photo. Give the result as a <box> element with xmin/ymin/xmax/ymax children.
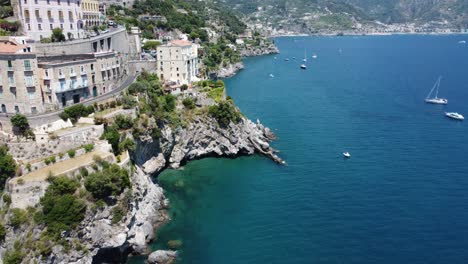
<box><xmin>0</xmin><ymin>39</ymin><xmax>44</xmax><ymax>115</ymax></box>
<box><xmin>81</xmin><ymin>0</ymin><xmax>101</xmax><ymax>28</ymax></box>
<box><xmin>13</xmin><ymin>0</ymin><xmax>85</xmax><ymax>41</ymax></box>
<box><xmin>156</xmin><ymin>40</ymin><xmax>199</xmax><ymax>85</ymax></box>
<box><xmin>37</xmin><ymin>52</ymin><xmax>124</xmax><ymax>109</ymax></box>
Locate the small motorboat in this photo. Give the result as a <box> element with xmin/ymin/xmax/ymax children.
<box><xmin>312</xmin><ymin>54</ymin><xmax>318</xmax><ymax>59</ymax></box>
<box><xmin>300</xmin><ymin>64</ymin><xmax>307</xmax><ymax>69</ymax></box>
<box><xmin>285</xmin><ymin>58</ymin><xmax>289</xmax><ymax>61</ymax></box>
<box><xmin>269</xmin><ymin>74</ymin><xmax>275</xmax><ymax>78</ymax></box>
<box><xmin>445</xmin><ymin>112</ymin><xmax>464</xmax><ymax>121</ymax></box>
<box><xmin>343</xmin><ymin>152</ymin><xmax>351</xmax><ymax>158</ymax></box>
<box><xmin>459</xmin><ymin>40</ymin><xmax>466</xmax><ymax>44</ymax></box>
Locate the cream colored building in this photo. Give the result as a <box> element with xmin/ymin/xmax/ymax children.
<box><xmin>156</xmin><ymin>40</ymin><xmax>199</xmax><ymax>85</ymax></box>
<box><xmin>13</xmin><ymin>0</ymin><xmax>85</xmax><ymax>41</ymax></box>
<box><xmin>81</xmin><ymin>0</ymin><xmax>101</xmax><ymax>28</ymax></box>
<box><xmin>37</xmin><ymin>52</ymin><xmax>124</xmax><ymax>109</ymax></box>
<box><xmin>0</xmin><ymin>39</ymin><xmax>44</xmax><ymax>115</ymax></box>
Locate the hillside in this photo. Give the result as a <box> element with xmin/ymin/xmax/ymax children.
<box><xmin>216</xmin><ymin>0</ymin><xmax>468</xmax><ymax>34</ymax></box>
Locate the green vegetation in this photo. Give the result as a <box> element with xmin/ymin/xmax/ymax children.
<box><xmin>0</xmin><ymin>223</ymin><xmax>5</xmax><ymax>241</ymax></box>
<box><xmin>10</xmin><ymin>114</ymin><xmax>31</xmax><ymax>136</ymax></box>
<box><xmin>142</xmin><ymin>40</ymin><xmax>161</xmax><ymax>50</ymax></box>
<box><xmin>51</xmin><ymin>28</ymin><xmax>66</xmax><ymax>42</ymax></box>
<box><xmin>102</xmin><ymin>125</ymin><xmax>121</xmax><ymax>154</ymax></box>
<box><xmin>0</xmin><ymin>145</ymin><xmax>16</xmax><ymax>190</ymax></box>
<box><xmin>67</xmin><ymin>149</ymin><xmax>76</xmax><ymax>158</ymax></box>
<box><xmin>60</xmin><ymin>104</ymin><xmax>94</xmax><ymax>123</ymax></box>
<box><xmin>36</xmin><ymin>177</ymin><xmax>85</xmax><ymax>236</ymax></box>
<box><xmin>121</xmin><ymin>95</ymin><xmax>137</xmax><ymax>109</ymax></box>
<box><xmin>114</xmin><ymin>115</ymin><xmax>134</xmax><ymax>130</ymax></box>
<box><xmin>208</xmin><ymin>101</ymin><xmax>241</xmax><ymax>127</ymax></box>
<box><xmin>10</xmin><ymin>208</ymin><xmax>28</xmax><ymax>228</ymax></box>
<box><xmin>84</xmin><ymin>164</ymin><xmax>130</xmax><ymax>200</ymax></box>
<box><xmin>84</xmin><ymin>144</ymin><xmax>94</xmax><ymax>153</ymax></box>
<box><xmin>182</xmin><ymin>97</ymin><xmax>196</xmax><ymax>109</ymax></box>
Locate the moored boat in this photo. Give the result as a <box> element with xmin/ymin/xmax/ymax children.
<box><xmin>425</xmin><ymin>76</ymin><xmax>448</xmax><ymax>105</ymax></box>
<box><xmin>445</xmin><ymin>112</ymin><xmax>464</xmax><ymax>120</ymax></box>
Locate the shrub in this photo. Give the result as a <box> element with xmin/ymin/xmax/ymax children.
<box><xmin>38</xmin><ymin>177</ymin><xmax>85</xmax><ymax>236</ymax></box>
<box><xmin>83</xmin><ymin>144</ymin><xmax>94</xmax><ymax>153</ymax></box>
<box><xmin>111</xmin><ymin>206</ymin><xmax>126</xmax><ymax>224</ymax></box>
<box><xmin>0</xmin><ymin>223</ymin><xmax>5</xmax><ymax>242</ymax></box>
<box><xmin>44</xmin><ymin>158</ymin><xmax>51</xmax><ymax>165</ymax></box>
<box><xmin>3</xmin><ymin>193</ymin><xmax>11</xmax><ymax>205</ymax></box>
<box><xmin>102</xmin><ymin>125</ymin><xmax>120</xmax><ymax>154</ymax></box>
<box><xmin>128</xmin><ymin>82</ymin><xmax>148</xmax><ymax>95</ymax></box>
<box><xmin>121</xmin><ymin>95</ymin><xmax>137</xmax><ymax>109</ymax></box>
<box><xmin>26</xmin><ymin>163</ymin><xmax>31</xmax><ymax>172</ymax></box>
<box><xmin>0</xmin><ymin>145</ymin><xmax>16</xmax><ymax>189</ymax></box>
<box><xmin>3</xmin><ymin>248</ymin><xmax>24</xmax><ymax>264</ymax></box>
<box><xmin>182</xmin><ymin>97</ymin><xmax>196</xmax><ymax>109</ymax></box>
<box><xmin>114</xmin><ymin>114</ymin><xmax>134</xmax><ymax>130</ymax></box>
<box><xmin>67</xmin><ymin>149</ymin><xmax>76</xmax><ymax>158</ymax></box>
<box><xmin>60</xmin><ymin>104</ymin><xmax>94</xmax><ymax>123</ymax></box>
<box><xmin>118</xmin><ymin>137</ymin><xmax>136</xmax><ymax>152</ymax></box>
<box><xmin>17</xmin><ymin>178</ymin><xmax>24</xmax><ymax>185</ymax></box>
<box><xmin>84</xmin><ymin>164</ymin><xmax>130</xmax><ymax>200</ymax></box>
<box><xmin>50</xmin><ymin>156</ymin><xmax>56</xmax><ymax>163</ymax></box>
<box><xmin>10</xmin><ymin>114</ymin><xmax>29</xmax><ymax>135</ymax></box>
<box><xmin>10</xmin><ymin>208</ymin><xmax>28</xmax><ymax>228</ymax></box>
<box><xmin>208</xmin><ymin>101</ymin><xmax>241</xmax><ymax>127</ymax></box>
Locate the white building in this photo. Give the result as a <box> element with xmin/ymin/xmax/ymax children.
<box><xmin>156</xmin><ymin>40</ymin><xmax>199</xmax><ymax>85</ymax></box>
<box><xmin>14</xmin><ymin>0</ymin><xmax>85</xmax><ymax>41</ymax></box>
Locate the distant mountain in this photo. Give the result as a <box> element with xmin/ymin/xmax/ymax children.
<box><xmin>216</xmin><ymin>0</ymin><xmax>468</xmax><ymax>34</ymax></box>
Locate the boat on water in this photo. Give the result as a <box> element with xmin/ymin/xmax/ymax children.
<box><xmin>285</xmin><ymin>58</ymin><xmax>289</xmax><ymax>61</ymax></box>
<box><xmin>445</xmin><ymin>112</ymin><xmax>464</xmax><ymax>120</ymax></box>
<box><xmin>300</xmin><ymin>50</ymin><xmax>307</xmax><ymax>69</ymax></box>
<box><xmin>459</xmin><ymin>40</ymin><xmax>466</xmax><ymax>44</ymax></box>
<box><xmin>312</xmin><ymin>54</ymin><xmax>318</xmax><ymax>59</ymax></box>
<box><xmin>343</xmin><ymin>152</ymin><xmax>351</xmax><ymax>158</ymax></box>
<box><xmin>425</xmin><ymin>76</ymin><xmax>448</xmax><ymax>105</ymax></box>
<box><xmin>269</xmin><ymin>74</ymin><xmax>275</xmax><ymax>78</ymax></box>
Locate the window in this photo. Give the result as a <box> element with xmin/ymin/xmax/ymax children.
<box><xmin>24</xmin><ymin>10</ymin><xmax>30</xmax><ymax>19</ymax></box>
<box><xmin>60</xmin><ymin>24</ymin><xmax>63</xmax><ymax>29</ymax></box>
<box><xmin>50</xmin><ymin>23</ymin><xmax>53</xmax><ymax>29</ymax></box>
<box><xmin>47</xmin><ymin>10</ymin><xmax>52</xmax><ymax>18</ymax></box>
<box><xmin>70</xmin><ymin>67</ymin><xmax>75</xmax><ymax>75</ymax></box>
<box><xmin>57</xmin><ymin>0</ymin><xmax>60</xmax><ymax>4</ymax></box>
<box><xmin>0</xmin><ymin>88</ymin><xmax>2</xmax><ymax>98</ymax></box>
<box><xmin>70</xmin><ymin>23</ymin><xmax>73</xmax><ymax>29</ymax></box>
<box><xmin>25</xmin><ymin>76</ymin><xmax>34</xmax><ymax>87</ymax></box>
<box><xmin>90</xmin><ymin>63</ymin><xmax>94</xmax><ymax>71</ymax></box>
<box><xmin>35</xmin><ymin>10</ymin><xmax>40</xmax><ymax>18</ymax></box>
<box><xmin>69</xmin><ymin>11</ymin><xmax>73</xmax><ymax>20</ymax></box>
<box><xmin>176</xmin><ymin>67</ymin><xmax>179</xmax><ymax>71</ymax></box>
<box><xmin>27</xmin><ymin>24</ymin><xmax>31</xmax><ymax>30</ymax></box>
<box><xmin>67</xmin><ymin>0</ymin><xmax>70</xmax><ymax>5</ymax></box>
<box><xmin>28</xmin><ymin>88</ymin><xmax>35</xmax><ymax>99</ymax></box>
<box><xmin>47</xmin><ymin>0</ymin><xmax>50</xmax><ymax>4</ymax></box>
<box><xmin>38</xmin><ymin>23</ymin><xmax>42</xmax><ymax>30</ymax></box>
<box><xmin>34</xmin><ymin>0</ymin><xmax>38</xmax><ymax>3</ymax></box>
<box><xmin>7</xmin><ymin>60</ymin><xmax>12</xmax><ymax>68</ymax></box>
<box><xmin>31</xmin><ymin>107</ymin><xmax>37</xmax><ymax>114</ymax></box>
<box><xmin>11</xmin><ymin>88</ymin><xmax>16</xmax><ymax>99</ymax></box>
<box><xmin>8</xmin><ymin>75</ymin><xmax>14</xmax><ymax>86</ymax></box>
<box><xmin>81</xmin><ymin>76</ymin><xmax>87</xmax><ymax>86</ymax></box>
<box><xmin>24</xmin><ymin>0</ymin><xmax>26</xmax><ymax>3</ymax></box>
<box><xmin>24</xmin><ymin>60</ymin><xmax>31</xmax><ymax>70</ymax></box>
<box><xmin>60</xmin><ymin>80</ymin><xmax>66</xmax><ymax>90</ymax></box>
<box><xmin>59</xmin><ymin>11</ymin><xmax>63</xmax><ymax>19</ymax></box>
<box><xmin>1</xmin><ymin>104</ymin><xmax>6</xmax><ymax>113</ymax></box>
<box><xmin>58</xmin><ymin>69</ymin><xmax>63</xmax><ymax>77</ymax></box>
<box><xmin>14</xmin><ymin>106</ymin><xmax>19</xmax><ymax>114</ymax></box>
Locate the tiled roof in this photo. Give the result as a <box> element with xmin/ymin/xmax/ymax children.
<box><xmin>0</xmin><ymin>40</ymin><xmax>28</xmax><ymax>54</ymax></box>
<box><xmin>170</xmin><ymin>40</ymin><xmax>193</xmax><ymax>47</ymax></box>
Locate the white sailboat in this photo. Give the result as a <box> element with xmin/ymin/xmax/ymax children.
<box><xmin>300</xmin><ymin>50</ymin><xmax>307</xmax><ymax>69</ymax></box>
<box><xmin>425</xmin><ymin>76</ymin><xmax>448</xmax><ymax>105</ymax></box>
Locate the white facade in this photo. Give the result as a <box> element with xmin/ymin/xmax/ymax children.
<box><xmin>156</xmin><ymin>40</ymin><xmax>199</xmax><ymax>85</ymax></box>
<box><xmin>15</xmin><ymin>0</ymin><xmax>85</xmax><ymax>41</ymax></box>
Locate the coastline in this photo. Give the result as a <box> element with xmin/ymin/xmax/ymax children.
<box><xmin>271</xmin><ymin>31</ymin><xmax>468</xmax><ymax>38</ymax></box>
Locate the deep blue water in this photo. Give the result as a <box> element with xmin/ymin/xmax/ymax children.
<box><xmin>130</xmin><ymin>35</ymin><xmax>468</xmax><ymax>264</ymax></box>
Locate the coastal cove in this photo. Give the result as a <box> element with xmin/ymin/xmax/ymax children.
<box><xmin>131</xmin><ymin>35</ymin><xmax>468</xmax><ymax>264</ymax></box>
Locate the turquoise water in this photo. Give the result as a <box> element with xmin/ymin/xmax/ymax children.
<box><xmin>130</xmin><ymin>35</ymin><xmax>468</xmax><ymax>264</ymax></box>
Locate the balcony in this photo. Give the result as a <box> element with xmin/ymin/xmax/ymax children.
<box><xmin>70</xmin><ymin>71</ymin><xmax>77</xmax><ymax>77</ymax></box>
<box><xmin>58</xmin><ymin>73</ymin><xmax>65</xmax><ymax>79</ymax></box>
<box><xmin>80</xmin><ymin>70</ymin><xmax>87</xmax><ymax>75</ymax></box>
<box><xmin>7</xmin><ymin>66</ymin><xmax>13</xmax><ymax>72</ymax></box>
<box><xmin>26</xmin><ymin>82</ymin><xmax>35</xmax><ymax>87</ymax></box>
<box><xmin>43</xmin><ymin>74</ymin><xmax>51</xmax><ymax>80</ymax></box>
<box><xmin>24</xmin><ymin>66</ymin><xmax>32</xmax><ymax>71</ymax></box>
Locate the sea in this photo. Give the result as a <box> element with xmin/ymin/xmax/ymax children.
<box><xmin>129</xmin><ymin>35</ymin><xmax>468</xmax><ymax>264</ymax></box>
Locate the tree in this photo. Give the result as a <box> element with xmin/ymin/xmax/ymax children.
<box><xmin>10</xmin><ymin>114</ymin><xmax>29</xmax><ymax>135</ymax></box>
<box><xmin>142</xmin><ymin>40</ymin><xmax>161</xmax><ymax>51</ymax></box>
<box><xmin>182</xmin><ymin>97</ymin><xmax>196</xmax><ymax>109</ymax></box>
<box><xmin>59</xmin><ymin>104</ymin><xmax>94</xmax><ymax>123</ymax></box>
<box><xmin>0</xmin><ymin>145</ymin><xmax>16</xmax><ymax>189</ymax></box>
<box><xmin>208</xmin><ymin>101</ymin><xmax>241</xmax><ymax>127</ymax></box>
<box><xmin>51</xmin><ymin>28</ymin><xmax>65</xmax><ymax>42</ymax></box>
<box><xmin>84</xmin><ymin>164</ymin><xmax>130</xmax><ymax>200</ymax></box>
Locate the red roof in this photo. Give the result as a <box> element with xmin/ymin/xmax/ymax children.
<box><xmin>0</xmin><ymin>40</ymin><xmax>28</xmax><ymax>54</ymax></box>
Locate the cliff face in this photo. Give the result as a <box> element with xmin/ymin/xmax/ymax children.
<box><xmin>136</xmin><ymin>115</ymin><xmax>284</xmax><ymax>177</ymax></box>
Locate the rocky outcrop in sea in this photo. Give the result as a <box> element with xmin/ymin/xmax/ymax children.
<box><xmin>240</xmin><ymin>43</ymin><xmax>280</xmax><ymax>57</ymax></box>
<box><xmin>213</xmin><ymin>62</ymin><xmax>244</xmax><ymax>79</ymax></box>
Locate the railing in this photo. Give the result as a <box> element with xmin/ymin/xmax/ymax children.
<box><xmin>24</xmin><ymin>66</ymin><xmax>32</xmax><ymax>71</ymax></box>
<box><xmin>7</xmin><ymin>67</ymin><xmax>13</xmax><ymax>71</ymax></box>
<box><xmin>70</xmin><ymin>71</ymin><xmax>77</xmax><ymax>77</ymax></box>
<box><xmin>80</xmin><ymin>70</ymin><xmax>87</xmax><ymax>75</ymax></box>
